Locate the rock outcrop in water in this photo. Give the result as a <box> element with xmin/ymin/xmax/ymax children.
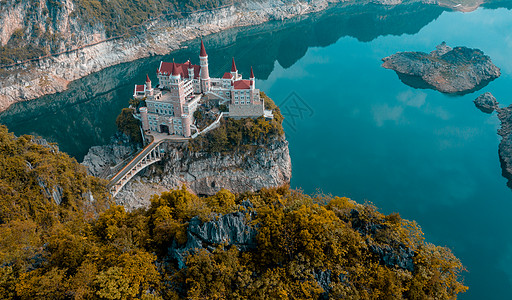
<box><xmin>474</xmin><ymin>92</ymin><xmax>499</xmax><ymax>113</ymax></box>
<box><xmin>497</xmin><ymin>105</ymin><xmax>512</xmax><ymax>188</ymax></box>
<box><xmin>382</xmin><ymin>42</ymin><xmax>501</xmax><ymax>94</ymax></box>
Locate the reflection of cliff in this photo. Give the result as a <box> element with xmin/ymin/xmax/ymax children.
<box><xmin>1</xmin><ymin>2</ymin><xmax>447</xmax><ymax>160</ymax></box>
<box><xmin>197</xmin><ymin>2</ymin><xmax>447</xmax><ymax>80</ymax></box>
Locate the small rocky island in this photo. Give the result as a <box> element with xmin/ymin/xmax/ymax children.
<box><xmin>474</xmin><ymin>92</ymin><xmax>499</xmax><ymax>113</ymax></box>
<box><xmin>382</xmin><ymin>42</ymin><xmax>500</xmax><ymax>94</ymax></box>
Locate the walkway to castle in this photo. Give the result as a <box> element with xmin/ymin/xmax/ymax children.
<box><xmin>108</xmin><ymin>133</ymin><xmax>188</xmax><ymax>197</ymax></box>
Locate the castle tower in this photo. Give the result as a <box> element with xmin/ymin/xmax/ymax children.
<box><xmin>145</xmin><ymin>74</ymin><xmax>153</xmax><ymax>96</ymax></box>
<box><xmin>187</xmin><ymin>60</ymin><xmax>194</xmax><ymax>79</ymax></box>
<box><xmin>140</xmin><ymin>107</ymin><xmax>150</xmax><ymax>131</ymax></box>
<box><xmin>199</xmin><ymin>39</ymin><xmax>210</xmax><ymax>93</ymax></box>
<box><xmin>230</xmin><ymin>57</ymin><xmax>238</xmax><ymax>79</ymax></box>
<box><xmin>171</xmin><ymin>61</ymin><xmax>180</xmax><ymax>81</ymax></box>
<box><xmin>250</xmin><ymin>66</ymin><xmax>255</xmax><ymax>90</ymax></box>
<box><xmin>182</xmin><ymin>116</ymin><xmax>191</xmax><ymax>137</ymax></box>
<box><xmin>170</xmin><ymin>62</ymin><xmax>185</xmax><ymax>115</ymax></box>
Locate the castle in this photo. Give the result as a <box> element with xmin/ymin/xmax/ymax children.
<box><xmin>132</xmin><ymin>40</ymin><xmax>271</xmax><ymax>137</ymax></box>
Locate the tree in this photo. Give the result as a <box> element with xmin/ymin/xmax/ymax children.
<box><xmin>115</xmin><ymin>108</ymin><xmax>142</xmax><ymax>144</ymax></box>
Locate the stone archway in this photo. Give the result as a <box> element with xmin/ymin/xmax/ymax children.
<box><xmin>160</xmin><ymin>124</ymin><xmax>169</xmax><ymax>134</ymax></box>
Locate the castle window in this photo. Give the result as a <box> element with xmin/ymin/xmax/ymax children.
<box><xmin>235</xmin><ymin>101</ymin><xmax>239</xmax><ymax>105</ymax></box>
<box><xmin>241</xmin><ymin>101</ymin><xmax>245</xmax><ymax>105</ymax></box>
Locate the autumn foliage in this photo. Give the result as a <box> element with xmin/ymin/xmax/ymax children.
<box><xmin>0</xmin><ymin>125</ymin><xmax>467</xmax><ymax>299</ymax></box>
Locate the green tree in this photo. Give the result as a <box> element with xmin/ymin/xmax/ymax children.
<box><xmin>116</xmin><ymin>108</ymin><xmax>142</xmax><ymax>144</ymax></box>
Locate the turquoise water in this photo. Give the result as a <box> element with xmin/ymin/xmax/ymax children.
<box><xmin>2</xmin><ymin>3</ymin><xmax>512</xmax><ymax>299</ymax></box>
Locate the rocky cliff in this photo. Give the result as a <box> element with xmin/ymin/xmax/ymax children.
<box><xmin>83</xmin><ymin>137</ymin><xmax>292</xmax><ymax>210</ymax></box>
<box><xmin>382</xmin><ymin>42</ymin><xmax>501</xmax><ymax>94</ymax></box>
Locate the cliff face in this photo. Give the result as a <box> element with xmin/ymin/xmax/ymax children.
<box><xmin>83</xmin><ymin>137</ymin><xmax>292</xmax><ymax>210</ymax></box>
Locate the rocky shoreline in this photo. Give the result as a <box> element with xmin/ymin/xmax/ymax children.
<box><xmin>82</xmin><ymin>136</ymin><xmax>292</xmax><ymax>211</ymax></box>
<box><xmin>382</xmin><ymin>42</ymin><xmax>501</xmax><ymax>94</ymax></box>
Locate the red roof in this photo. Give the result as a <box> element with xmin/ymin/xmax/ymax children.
<box><xmin>171</xmin><ymin>62</ymin><xmax>179</xmax><ymax>76</ymax></box>
<box><xmin>135</xmin><ymin>85</ymin><xmax>145</xmax><ymax>92</ymax></box>
<box><xmin>231</xmin><ymin>57</ymin><xmax>237</xmax><ymax>72</ymax></box>
<box><xmin>158</xmin><ymin>61</ymin><xmax>200</xmax><ymax>79</ymax></box>
<box><xmin>233</xmin><ymin>80</ymin><xmax>251</xmax><ymax>90</ymax></box>
<box><xmin>250</xmin><ymin>66</ymin><xmax>254</xmax><ymax>78</ymax></box>
<box><xmin>146</xmin><ymin>74</ymin><xmax>151</xmax><ymax>82</ymax></box>
<box><xmin>200</xmin><ymin>39</ymin><xmax>207</xmax><ymax>57</ymax></box>
<box><xmin>222</xmin><ymin>72</ymin><xmax>233</xmax><ymax>79</ymax></box>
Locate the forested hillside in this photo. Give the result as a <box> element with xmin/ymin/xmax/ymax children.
<box><xmin>0</xmin><ymin>125</ymin><xmax>467</xmax><ymax>299</ymax></box>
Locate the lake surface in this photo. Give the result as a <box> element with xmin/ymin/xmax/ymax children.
<box><xmin>2</xmin><ymin>2</ymin><xmax>512</xmax><ymax>299</ymax></box>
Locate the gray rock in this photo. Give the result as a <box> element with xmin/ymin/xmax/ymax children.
<box><xmin>431</xmin><ymin>41</ymin><xmax>452</xmax><ymax>57</ymax></box>
<box><xmin>169</xmin><ymin>208</ymin><xmax>257</xmax><ymax>269</ymax></box>
<box><xmin>81</xmin><ymin>132</ymin><xmax>137</xmax><ymax>178</ymax></box>
<box><xmin>315</xmin><ymin>269</ymin><xmax>332</xmax><ymax>298</ymax></box>
<box><xmin>474</xmin><ymin>92</ymin><xmax>499</xmax><ymax>113</ymax></box>
<box><xmin>37</xmin><ymin>177</ymin><xmax>63</xmax><ymax>205</ymax></box>
<box><xmin>382</xmin><ymin>43</ymin><xmax>501</xmax><ymax>94</ymax></box>
<box><xmin>369</xmin><ymin>244</ymin><xmax>415</xmax><ymax>272</ymax></box>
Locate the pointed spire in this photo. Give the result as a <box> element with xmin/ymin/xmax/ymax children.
<box><xmin>250</xmin><ymin>66</ymin><xmax>254</xmax><ymax>78</ymax></box>
<box><xmin>146</xmin><ymin>74</ymin><xmax>151</xmax><ymax>82</ymax></box>
<box><xmin>172</xmin><ymin>62</ymin><xmax>179</xmax><ymax>76</ymax></box>
<box><xmin>231</xmin><ymin>57</ymin><xmax>237</xmax><ymax>72</ymax></box>
<box><xmin>200</xmin><ymin>39</ymin><xmax>207</xmax><ymax>57</ymax></box>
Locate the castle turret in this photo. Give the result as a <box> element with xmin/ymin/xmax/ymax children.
<box><xmin>145</xmin><ymin>74</ymin><xmax>151</xmax><ymax>90</ymax></box>
<box><xmin>199</xmin><ymin>39</ymin><xmax>210</xmax><ymax>93</ymax></box>
<box><xmin>145</xmin><ymin>74</ymin><xmax>153</xmax><ymax>96</ymax></box>
<box><xmin>171</xmin><ymin>62</ymin><xmax>180</xmax><ymax>81</ymax></box>
<box><xmin>187</xmin><ymin>61</ymin><xmax>194</xmax><ymax>79</ymax></box>
<box><xmin>182</xmin><ymin>116</ymin><xmax>191</xmax><ymax>137</ymax></box>
<box><xmin>250</xmin><ymin>66</ymin><xmax>255</xmax><ymax>90</ymax></box>
<box><xmin>140</xmin><ymin>107</ymin><xmax>150</xmax><ymax>131</ymax></box>
<box><xmin>230</xmin><ymin>57</ymin><xmax>238</xmax><ymax>79</ymax></box>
